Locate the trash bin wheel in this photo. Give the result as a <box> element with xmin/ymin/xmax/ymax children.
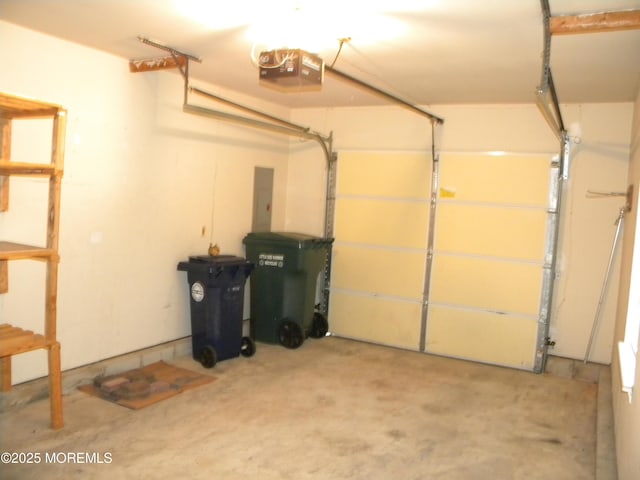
<box><xmin>240</xmin><ymin>336</ymin><xmax>256</xmax><ymax>357</ymax></box>
<box><xmin>278</xmin><ymin>320</ymin><xmax>304</xmax><ymax>349</ymax></box>
<box><xmin>309</xmin><ymin>312</ymin><xmax>329</xmax><ymax>338</ymax></box>
<box><xmin>200</xmin><ymin>345</ymin><xmax>217</xmax><ymax>368</ymax></box>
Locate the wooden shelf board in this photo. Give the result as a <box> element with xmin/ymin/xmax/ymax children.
<box><xmin>0</xmin><ymin>93</ymin><xmax>63</xmax><ymax>119</ymax></box>
<box><xmin>0</xmin><ymin>160</ymin><xmax>59</xmax><ymax>176</ymax></box>
<box><xmin>0</xmin><ymin>241</ymin><xmax>55</xmax><ymax>260</ymax></box>
<box><xmin>0</xmin><ymin>324</ymin><xmax>53</xmax><ymax>357</ymax></box>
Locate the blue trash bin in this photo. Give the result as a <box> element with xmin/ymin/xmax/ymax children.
<box><xmin>177</xmin><ymin>255</ymin><xmax>254</xmax><ymax>368</ymax></box>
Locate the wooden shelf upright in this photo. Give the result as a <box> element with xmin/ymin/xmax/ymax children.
<box><xmin>0</xmin><ymin>92</ymin><xmax>66</xmax><ymax>429</ymax></box>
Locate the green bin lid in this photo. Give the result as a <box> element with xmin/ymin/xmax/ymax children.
<box><xmin>243</xmin><ymin>231</ymin><xmax>333</xmax><ymax>247</ymax></box>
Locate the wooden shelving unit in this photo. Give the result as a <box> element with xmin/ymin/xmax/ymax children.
<box><xmin>0</xmin><ymin>92</ymin><xmax>66</xmax><ymax>429</ymax></box>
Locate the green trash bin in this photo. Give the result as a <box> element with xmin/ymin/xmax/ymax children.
<box><xmin>243</xmin><ymin>232</ymin><xmax>333</xmax><ymax>349</ymax></box>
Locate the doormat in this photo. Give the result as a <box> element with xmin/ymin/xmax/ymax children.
<box><xmin>78</xmin><ymin>361</ymin><xmax>216</xmax><ymax>410</ymax></box>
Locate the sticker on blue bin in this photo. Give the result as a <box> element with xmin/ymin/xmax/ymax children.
<box><xmin>191</xmin><ymin>282</ymin><xmax>205</xmax><ymax>302</ymax></box>
<box><xmin>258</xmin><ymin>253</ymin><xmax>284</xmax><ymax>268</ymax></box>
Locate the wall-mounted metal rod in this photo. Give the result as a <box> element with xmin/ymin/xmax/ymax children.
<box><xmin>190</xmin><ymin>86</ymin><xmax>311</xmax><ymax>133</ymax></box>
<box><xmin>586</xmin><ymin>190</ymin><xmax>628</xmax><ymax>198</ymax></box>
<box><xmin>184</xmin><ymin>103</ymin><xmax>325</xmax><ymax>142</ymax></box>
<box><xmin>325</xmin><ymin>65</ymin><xmax>444</xmax><ymax>125</ymax></box>
<box><xmin>584</xmin><ymin>206</ymin><xmax>627</xmax><ymax>363</ymax></box>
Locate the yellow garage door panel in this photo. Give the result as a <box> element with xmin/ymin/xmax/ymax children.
<box><xmin>426</xmin><ymin>305</ymin><xmax>538</xmax><ymax>369</ymax></box>
<box><xmin>331</xmin><ymin>245</ymin><xmax>426</xmax><ymax>299</ymax></box>
<box><xmin>329</xmin><ymin>291</ymin><xmax>422</xmax><ymax>350</ymax></box>
<box><xmin>430</xmin><ymin>256</ymin><xmax>543</xmax><ymax>315</ymax></box>
<box><xmin>337</xmin><ymin>152</ymin><xmax>430</xmax><ymax>198</ymax></box>
<box><xmin>435</xmin><ymin>204</ymin><xmax>547</xmax><ymax>260</ymax></box>
<box><xmin>439</xmin><ymin>154</ymin><xmax>550</xmax><ymax>206</ymax></box>
<box><xmin>335</xmin><ymin>198</ymin><xmax>429</xmax><ymax>248</ymax></box>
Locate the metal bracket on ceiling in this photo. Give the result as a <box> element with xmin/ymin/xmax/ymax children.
<box><xmin>136</xmin><ymin>35</ymin><xmax>202</xmax><ymax>63</ymax></box>
<box><xmin>129</xmin><ymin>35</ymin><xmax>201</xmax><ymax>80</ymax></box>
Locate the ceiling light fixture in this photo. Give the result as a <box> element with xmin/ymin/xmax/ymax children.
<box><xmin>176</xmin><ymin>1</ymin><xmax>421</xmax><ymax>93</ymax></box>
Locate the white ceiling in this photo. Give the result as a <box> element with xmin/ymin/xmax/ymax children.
<box><xmin>1</xmin><ymin>0</ymin><xmax>639</xmax><ymax>108</ymax></box>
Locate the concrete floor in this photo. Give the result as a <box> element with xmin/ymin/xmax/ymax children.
<box><xmin>1</xmin><ymin>337</ymin><xmax>612</xmax><ymax>480</ymax></box>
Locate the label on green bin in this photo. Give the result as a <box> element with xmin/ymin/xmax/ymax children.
<box><xmin>258</xmin><ymin>253</ymin><xmax>284</xmax><ymax>268</ymax></box>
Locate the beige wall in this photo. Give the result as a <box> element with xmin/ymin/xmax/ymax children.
<box><xmin>0</xmin><ymin>21</ymin><xmax>291</xmax><ymax>383</ymax></box>
<box><xmin>289</xmin><ymin>103</ymin><xmax>632</xmax><ymax>365</ymax></box>
<box><xmin>611</xmin><ymin>86</ymin><xmax>640</xmax><ymax>480</ymax></box>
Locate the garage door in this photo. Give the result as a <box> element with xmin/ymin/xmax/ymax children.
<box><xmin>328</xmin><ymin>151</ymin><xmax>430</xmax><ymax>350</ymax></box>
<box><xmin>425</xmin><ymin>153</ymin><xmax>555</xmax><ymax>370</ymax></box>
<box><xmin>328</xmin><ymin>150</ymin><xmax>557</xmax><ymax>371</ymax></box>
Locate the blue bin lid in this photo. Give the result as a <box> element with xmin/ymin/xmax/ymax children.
<box><xmin>177</xmin><ymin>255</ymin><xmax>253</xmax><ymax>272</ymax></box>
<box><xmin>187</xmin><ymin>255</ymin><xmax>248</xmax><ymax>265</ymax></box>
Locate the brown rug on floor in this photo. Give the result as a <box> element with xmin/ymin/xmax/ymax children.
<box><xmin>78</xmin><ymin>361</ymin><xmax>215</xmax><ymax>409</ymax></box>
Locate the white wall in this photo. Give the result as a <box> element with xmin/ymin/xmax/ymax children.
<box><xmin>611</xmin><ymin>84</ymin><xmax>640</xmax><ymax>480</ymax></box>
<box><xmin>553</xmin><ymin>104</ymin><xmax>632</xmax><ymax>363</ymax></box>
<box><xmin>0</xmin><ymin>21</ymin><xmax>291</xmax><ymax>383</ymax></box>
<box><xmin>289</xmin><ymin>102</ymin><xmax>633</xmax><ymax>364</ymax></box>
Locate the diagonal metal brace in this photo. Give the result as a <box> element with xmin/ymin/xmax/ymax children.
<box><xmin>137</xmin><ymin>35</ymin><xmax>202</xmax><ymax>62</ymax></box>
